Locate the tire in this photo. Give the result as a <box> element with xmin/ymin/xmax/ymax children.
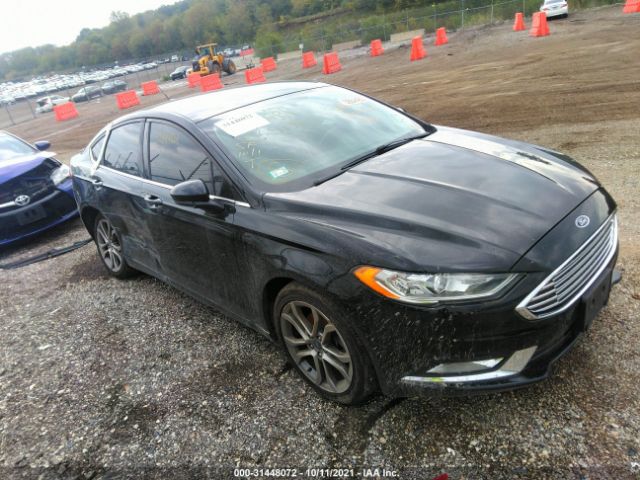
<box><xmin>207</xmin><ymin>61</ymin><xmax>221</xmax><ymax>77</ymax></box>
<box><xmin>224</xmin><ymin>60</ymin><xmax>237</xmax><ymax>75</ymax></box>
<box><xmin>93</xmin><ymin>214</ymin><xmax>136</xmax><ymax>279</ymax></box>
<box><xmin>274</xmin><ymin>283</ymin><xmax>377</xmax><ymax>405</ymax></box>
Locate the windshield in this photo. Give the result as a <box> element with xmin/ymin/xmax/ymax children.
<box><xmin>0</xmin><ymin>133</ymin><xmax>36</xmax><ymax>161</ymax></box>
<box><xmin>199</xmin><ymin>86</ymin><xmax>426</xmax><ymax>191</ymax></box>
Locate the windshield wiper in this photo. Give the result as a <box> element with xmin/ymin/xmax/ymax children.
<box><xmin>340</xmin><ymin>132</ymin><xmax>430</xmax><ymax>172</ymax></box>
<box><xmin>313</xmin><ymin>132</ymin><xmax>429</xmax><ymax>187</ymax></box>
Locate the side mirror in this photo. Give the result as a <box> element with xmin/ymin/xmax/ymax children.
<box><xmin>170</xmin><ymin>179</ymin><xmax>210</xmax><ymax>203</ymax></box>
<box><xmin>170</xmin><ymin>179</ymin><xmax>226</xmax><ymax>214</ymax></box>
<box><xmin>34</xmin><ymin>140</ymin><xmax>50</xmax><ymax>151</ymax></box>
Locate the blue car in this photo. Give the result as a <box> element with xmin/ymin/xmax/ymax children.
<box><xmin>0</xmin><ymin>131</ymin><xmax>78</xmax><ymax>246</ymax></box>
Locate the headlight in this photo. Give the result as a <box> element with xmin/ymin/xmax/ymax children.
<box><xmin>51</xmin><ymin>164</ymin><xmax>71</xmax><ymax>185</ymax></box>
<box><xmin>354</xmin><ymin>266</ymin><xmax>518</xmax><ymax>304</ymax></box>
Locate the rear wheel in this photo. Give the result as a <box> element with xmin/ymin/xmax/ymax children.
<box><xmin>274</xmin><ymin>283</ymin><xmax>377</xmax><ymax>405</ymax></box>
<box><xmin>94</xmin><ymin>214</ymin><xmax>136</xmax><ymax>278</ymax></box>
<box><xmin>224</xmin><ymin>60</ymin><xmax>237</xmax><ymax>75</ymax></box>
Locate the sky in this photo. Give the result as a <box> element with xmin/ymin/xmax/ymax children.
<box><xmin>0</xmin><ymin>0</ymin><xmax>176</xmax><ymax>54</ymax></box>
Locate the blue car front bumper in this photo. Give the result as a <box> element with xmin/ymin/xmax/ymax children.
<box><xmin>0</xmin><ymin>179</ymin><xmax>79</xmax><ymax>247</ymax></box>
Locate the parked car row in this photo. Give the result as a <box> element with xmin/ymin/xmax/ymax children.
<box><xmin>1</xmin><ymin>63</ymin><xmax>150</xmax><ymax>106</ymax></box>
<box><xmin>33</xmin><ymin>81</ymin><xmax>128</xmax><ymax>113</ymax></box>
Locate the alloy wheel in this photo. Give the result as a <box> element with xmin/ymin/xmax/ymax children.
<box><xmin>280</xmin><ymin>301</ymin><xmax>353</xmax><ymax>394</ymax></box>
<box><xmin>96</xmin><ymin>218</ymin><xmax>123</xmax><ymax>272</ymax></box>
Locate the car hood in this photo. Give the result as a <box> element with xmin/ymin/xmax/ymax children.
<box><xmin>264</xmin><ymin>126</ymin><xmax>600</xmax><ymax>271</ymax></box>
<box><xmin>0</xmin><ymin>152</ymin><xmax>58</xmax><ymax>184</ymax></box>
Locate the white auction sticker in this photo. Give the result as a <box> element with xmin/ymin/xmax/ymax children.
<box><xmin>269</xmin><ymin>166</ymin><xmax>289</xmax><ymax>179</ymax></box>
<box><xmin>217</xmin><ymin>112</ymin><xmax>269</xmax><ymax>137</ymax></box>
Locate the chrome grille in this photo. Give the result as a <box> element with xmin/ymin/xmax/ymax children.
<box><xmin>517</xmin><ymin>214</ymin><xmax>617</xmax><ymax>319</ymax></box>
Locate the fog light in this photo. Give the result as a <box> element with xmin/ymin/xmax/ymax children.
<box><xmin>428</xmin><ymin>358</ymin><xmax>503</xmax><ymax>375</ymax></box>
<box><xmin>401</xmin><ymin>346</ymin><xmax>537</xmax><ymax>384</ymax></box>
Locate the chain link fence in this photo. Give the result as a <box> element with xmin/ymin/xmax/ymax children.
<box><xmin>257</xmin><ymin>0</ymin><xmax>618</xmax><ymax>56</ymax></box>
<box><xmin>1</xmin><ymin>0</ymin><xmax>622</xmax><ymax>128</ymax></box>
<box><xmin>0</xmin><ymin>60</ymin><xmax>191</xmax><ymax>129</ymax></box>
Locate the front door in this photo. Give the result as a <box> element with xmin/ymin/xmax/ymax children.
<box><xmin>141</xmin><ymin>120</ymin><xmax>239</xmax><ymax>309</ymax></box>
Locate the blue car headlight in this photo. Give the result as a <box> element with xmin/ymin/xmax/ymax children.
<box><xmin>51</xmin><ymin>164</ymin><xmax>71</xmax><ymax>185</ymax></box>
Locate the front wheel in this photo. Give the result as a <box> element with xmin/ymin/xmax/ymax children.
<box><xmin>274</xmin><ymin>283</ymin><xmax>377</xmax><ymax>405</ymax></box>
<box><xmin>94</xmin><ymin>214</ymin><xmax>136</xmax><ymax>278</ymax></box>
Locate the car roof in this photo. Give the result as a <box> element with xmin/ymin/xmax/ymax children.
<box><xmin>148</xmin><ymin>81</ymin><xmax>328</xmax><ymax>123</ymax></box>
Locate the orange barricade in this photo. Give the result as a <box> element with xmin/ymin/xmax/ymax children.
<box><xmin>53</xmin><ymin>102</ymin><xmax>78</xmax><ymax>122</ymax></box>
<box><xmin>240</xmin><ymin>48</ymin><xmax>254</xmax><ymax>56</ymax></box>
<box><xmin>302</xmin><ymin>51</ymin><xmax>317</xmax><ymax>68</ymax></box>
<box><xmin>530</xmin><ymin>12</ymin><xmax>550</xmax><ymax>37</ymax></box>
<box><xmin>322</xmin><ymin>52</ymin><xmax>342</xmax><ymax>74</ymax></box>
<box><xmin>116</xmin><ymin>90</ymin><xmax>140</xmax><ymax>110</ymax></box>
<box><xmin>261</xmin><ymin>57</ymin><xmax>277</xmax><ymax>72</ymax></box>
<box><xmin>435</xmin><ymin>27</ymin><xmax>448</xmax><ymax>46</ymax></box>
<box><xmin>370</xmin><ymin>39</ymin><xmax>384</xmax><ymax>57</ymax></box>
<box><xmin>200</xmin><ymin>74</ymin><xmax>223</xmax><ymax>92</ymax></box>
<box><xmin>187</xmin><ymin>72</ymin><xmax>201</xmax><ymax>88</ymax></box>
<box><xmin>245</xmin><ymin>66</ymin><xmax>266</xmax><ymax>84</ymax></box>
<box><xmin>623</xmin><ymin>0</ymin><xmax>640</xmax><ymax>12</ymax></box>
<box><xmin>410</xmin><ymin>36</ymin><xmax>426</xmax><ymax>61</ymax></box>
<box><xmin>513</xmin><ymin>12</ymin><xmax>526</xmax><ymax>31</ymax></box>
<box><xmin>141</xmin><ymin>81</ymin><xmax>160</xmax><ymax>96</ymax></box>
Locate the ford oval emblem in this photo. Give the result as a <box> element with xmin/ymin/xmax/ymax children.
<box><xmin>14</xmin><ymin>194</ymin><xmax>31</xmax><ymax>206</ymax></box>
<box><xmin>575</xmin><ymin>215</ymin><xmax>590</xmax><ymax>228</ymax></box>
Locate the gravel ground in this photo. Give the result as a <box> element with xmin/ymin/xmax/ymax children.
<box><xmin>1</xmin><ymin>6</ymin><xmax>639</xmax><ymax>480</ymax></box>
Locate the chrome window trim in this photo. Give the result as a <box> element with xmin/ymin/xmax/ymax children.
<box><xmin>516</xmin><ymin>213</ymin><xmax>618</xmax><ymax>320</ymax></box>
<box><xmin>98</xmin><ymin>165</ymin><xmax>251</xmax><ymax>208</ymax></box>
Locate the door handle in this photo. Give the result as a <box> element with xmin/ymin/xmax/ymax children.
<box><xmin>91</xmin><ymin>177</ymin><xmax>103</xmax><ymax>188</ymax></box>
<box><xmin>143</xmin><ymin>194</ymin><xmax>163</xmax><ymax>209</ymax></box>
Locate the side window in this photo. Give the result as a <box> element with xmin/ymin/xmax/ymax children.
<box><xmin>90</xmin><ymin>134</ymin><xmax>105</xmax><ymax>162</ymax></box>
<box><xmin>103</xmin><ymin>123</ymin><xmax>143</xmax><ymax>176</ymax></box>
<box><xmin>148</xmin><ymin>122</ymin><xmax>213</xmax><ymax>192</ymax></box>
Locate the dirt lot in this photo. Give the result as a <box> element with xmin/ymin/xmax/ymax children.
<box><xmin>1</xmin><ymin>6</ymin><xmax>639</xmax><ymax>479</ymax></box>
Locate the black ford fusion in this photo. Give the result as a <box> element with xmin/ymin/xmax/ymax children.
<box><xmin>70</xmin><ymin>82</ymin><xmax>618</xmax><ymax>405</ymax></box>
<box><xmin>1</xmin><ymin>131</ymin><xmax>77</xmax><ymax>246</ymax></box>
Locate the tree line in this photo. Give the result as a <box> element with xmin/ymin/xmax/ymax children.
<box><xmin>0</xmin><ymin>0</ymin><xmax>613</xmax><ymax>80</ymax></box>
<box><xmin>0</xmin><ymin>0</ymin><xmax>454</xmax><ymax>79</ymax></box>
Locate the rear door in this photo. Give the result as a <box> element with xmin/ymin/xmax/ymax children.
<box><xmin>94</xmin><ymin>121</ymin><xmax>156</xmax><ymax>272</ymax></box>
<box><xmin>140</xmin><ymin>119</ymin><xmax>240</xmax><ymax>307</ymax></box>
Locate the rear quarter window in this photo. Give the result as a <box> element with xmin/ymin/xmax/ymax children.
<box><xmin>102</xmin><ymin>123</ymin><xmax>143</xmax><ymax>176</ymax></box>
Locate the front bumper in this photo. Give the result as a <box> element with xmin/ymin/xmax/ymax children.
<box><xmin>344</xmin><ymin>250</ymin><xmax>617</xmax><ymax>398</ymax></box>
<box><xmin>0</xmin><ymin>179</ymin><xmax>78</xmax><ymax>246</ymax></box>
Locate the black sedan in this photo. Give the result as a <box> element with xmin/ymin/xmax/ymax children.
<box><xmin>70</xmin><ymin>82</ymin><xmax>618</xmax><ymax>404</ymax></box>
<box><xmin>101</xmin><ymin>80</ymin><xmax>127</xmax><ymax>95</ymax></box>
<box><xmin>72</xmin><ymin>86</ymin><xmax>103</xmax><ymax>102</ymax></box>
<box><xmin>170</xmin><ymin>66</ymin><xmax>189</xmax><ymax>80</ymax></box>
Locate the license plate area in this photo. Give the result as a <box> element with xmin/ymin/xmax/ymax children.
<box><xmin>580</xmin><ymin>267</ymin><xmax>612</xmax><ymax>331</ymax></box>
<box><xmin>16</xmin><ymin>205</ymin><xmax>46</xmax><ymax>225</ymax></box>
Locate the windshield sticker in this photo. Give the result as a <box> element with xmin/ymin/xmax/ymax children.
<box><xmin>269</xmin><ymin>166</ymin><xmax>289</xmax><ymax>179</ymax></box>
<box><xmin>339</xmin><ymin>97</ymin><xmax>367</xmax><ymax>107</ymax></box>
<box><xmin>217</xmin><ymin>112</ymin><xmax>269</xmax><ymax>137</ymax></box>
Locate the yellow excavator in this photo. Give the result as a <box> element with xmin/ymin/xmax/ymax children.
<box><xmin>187</xmin><ymin>43</ymin><xmax>237</xmax><ymax>77</ymax></box>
